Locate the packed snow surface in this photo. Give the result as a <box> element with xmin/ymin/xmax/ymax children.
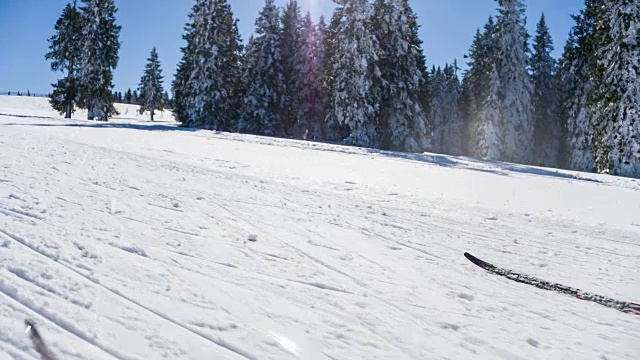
<box><xmin>0</xmin><ymin>95</ymin><xmax>639</xmax><ymax>359</ymax></box>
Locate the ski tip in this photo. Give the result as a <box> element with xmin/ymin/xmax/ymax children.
<box><xmin>24</xmin><ymin>319</ymin><xmax>37</xmax><ymax>336</ymax></box>
<box><xmin>463</xmin><ymin>252</ymin><xmax>493</xmax><ymax>269</ymax></box>
<box><xmin>24</xmin><ymin>319</ymin><xmax>42</xmax><ymax>336</ymax></box>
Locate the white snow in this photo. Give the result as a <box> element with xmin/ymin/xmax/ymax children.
<box><xmin>0</xmin><ymin>95</ymin><xmax>639</xmax><ymax>359</ymax></box>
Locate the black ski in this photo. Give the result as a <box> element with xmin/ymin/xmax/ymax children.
<box><xmin>25</xmin><ymin>319</ymin><xmax>59</xmax><ymax>360</ymax></box>
<box><xmin>464</xmin><ymin>252</ymin><xmax>640</xmax><ymax>316</ymax></box>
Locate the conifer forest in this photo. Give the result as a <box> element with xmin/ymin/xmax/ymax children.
<box><xmin>46</xmin><ymin>0</ymin><xmax>640</xmax><ymax>178</ymax></box>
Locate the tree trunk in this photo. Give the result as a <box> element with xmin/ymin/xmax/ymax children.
<box><xmin>65</xmin><ymin>62</ymin><xmax>74</xmax><ymax>119</ymax></box>
<box><xmin>151</xmin><ymin>109</ymin><xmax>154</xmax><ymax>121</ymax></box>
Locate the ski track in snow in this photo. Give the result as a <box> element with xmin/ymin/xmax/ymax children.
<box><xmin>0</xmin><ymin>96</ymin><xmax>639</xmax><ymax>359</ymax></box>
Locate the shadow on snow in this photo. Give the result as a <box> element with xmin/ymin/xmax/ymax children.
<box><xmin>0</xmin><ymin>114</ymin><xmax>194</xmax><ymax>133</ymax></box>
<box><xmin>0</xmin><ymin>112</ymin><xmax>601</xmax><ymax>184</ymax></box>
<box><xmin>361</xmin><ymin>147</ymin><xmax>602</xmax><ymax>184</ymax></box>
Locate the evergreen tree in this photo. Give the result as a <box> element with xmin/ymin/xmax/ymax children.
<box><xmin>462</xmin><ymin>16</ymin><xmax>498</xmax><ymax>156</ymax></box>
<box><xmin>280</xmin><ymin>0</ymin><xmax>303</xmax><ymax>135</ymax></box>
<box><xmin>132</xmin><ymin>90</ymin><xmax>139</xmax><ymax>105</ymax></box>
<box><xmin>172</xmin><ymin>0</ymin><xmax>243</xmax><ymax>130</ymax></box>
<box><xmin>322</xmin><ymin>12</ymin><xmax>344</xmax><ymax>141</ymax></box>
<box><xmin>478</xmin><ymin>67</ymin><xmax>503</xmax><ymax>160</ymax></box>
<box><xmin>555</xmin><ymin>39</ymin><xmax>574</xmax><ymax>169</ymax></box>
<box><xmin>77</xmin><ymin>0</ymin><xmax>121</xmax><ymax>121</ymax></box>
<box><xmin>326</xmin><ymin>0</ymin><xmax>382</xmax><ymax>148</ymax></box>
<box><xmin>45</xmin><ymin>1</ymin><xmax>82</xmax><ymax>118</ymax></box>
<box><xmin>430</xmin><ymin>66</ymin><xmax>447</xmax><ymax>153</ymax></box>
<box><xmin>315</xmin><ymin>16</ymin><xmax>329</xmax><ymax>138</ymax></box>
<box><xmin>559</xmin><ymin>0</ymin><xmax>601</xmax><ymax>172</ymax></box>
<box><xmin>494</xmin><ymin>0</ymin><xmax>534</xmax><ymax>163</ymax></box>
<box><xmin>430</xmin><ymin>63</ymin><xmax>464</xmax><ymax>155</ymax></box>
<box><xmin>294</xmin><ymin>13</ymin><xmax>326</xmax><ymax>140</ymax></box>
<box><xmin>240</xmin><ymin>0</ymin><xmax>286</xmax><ymax>136</ymax></box>
<box><xmin>373</xmin><ymin>0</ymin><xmax>429</xmax><ymax>152</ymax></box>
<box><xmin>404</xmin><ymin>0</ymin><xmax>431</xmax><ymax>125</ymax></box>
<box><xmin>172</xmin><ymin>0</ymin><xmax>200</xmax><ymax>127</ymax></box>
<box><xmin>124</xmin><ymin>88</ymin><xmax>132</xmax><ymax>104</ymax></box>
<box><xmin>531</xmin><ymin>14</ymin><xmax>561</xmax><ymax>167</ymax></box>
<box><xmin>228</xmin><ymin>20</ymin><xmax>245</xmax><ymax>130</ymax></box>
<box><xmin>163</xmin><ymin>91</ymin><xmax>172</xmax><ymax>108</ymax></box>
<box><xmin>442</xmin><ymin>62</ymin><xmax>464</xmax><ymax>155</ymax></box>
<box><xmin>137</xmin><ymin>47</ymin><xmax>165</xmax><ymax>121</ymax></box>
<box><xmin>591</xmin><ymin>0</ymin><xmax>640</xmax><ymax>177</ymax></box>
<box><xmin>238</xmin><ymin>34</ymin><xmax>256</xmax><ymax>122</ymax></box>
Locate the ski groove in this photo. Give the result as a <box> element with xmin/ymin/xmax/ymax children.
<box><xmin>0</xmin><ymin>283</ymin><xmax>129</xmax><ymax>359</ymax></box>
<box><xmin>0</xmin><ymin>229</ymin><xmax>257</xmax><ymax>360</ymax></box>
<box><xmin>0</xmin><ymin>206</ymin><xmax>44</xmax><ymax>221</ymax></box>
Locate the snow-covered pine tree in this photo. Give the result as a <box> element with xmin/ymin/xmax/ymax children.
<box><xmin>462</xmin><ymin>16</ymin><xmax>497</xmax><ymax>156</ymax></box>
<box><xmin>442</xmin><ymin>62</ymin><xmax>464</xmax><ymax>155</ymax></box>
<box><xmin>163</xmin><ymin>91</ymin><xmax>171</xmax><ymax>108</ymax></box>
<box><xmin>556</xmin><ymin>29</ymin><xmax>579</xmax><ymax>169</ymax></box>
<box><xmin>461</xmin><ymin>29</ymin><xmax>484</xmax><ymax>135</ymax></box>
<box><xmin>315</xmin><ymin>16</ymin><xmax>329</xmax><ymax>139</ymax></box>
<box><xmin>137</xmin><ymin>47</ymin><xmax>164</xmax><ymax>121</ymax></box>
<box><xmin>555</xmin><ymin>39</ymin><xmax>574</xmax><ymax>169</ymax></box>
<box><xmin>172</xmin><ymin>0</ymin><xmax>243</xmax><ymax>130</ymax></box>
<box><xmin>240</xmin><ymin>0</ymin><xmax>286</xmax><ymax>136</ymax></box>
<box><xmin>46</xmin><ymin>1</ymin><xmax>82</xmax><ymax>118</ymax></box>
<box><xmin>322</xmin><ymin>13</ymin><xmax>345</xmax><ymax>141</ymax></box>
<box><xmin>372</xmin><ymin>0</ymin><xmax>429</xmax><ymax>152</ymax></box>
<box><xmin>124</xmin><ymin>89</ymin><xmax>132</xmax><ymax>104</ymax></box>
<box><xmin>531</xmin><ymin>13</ymin><xmax>561</xmax><ymax>167</ymax></box>
<box><xmin>559</xmin><ymin>0</ymin><xmax>602</xmax><ymax>172</ymax></box>
<box><xmin>430</xmin><ymin>66</ymin><xmax>446</xmax><ymax>153</ymax></box>
<box><xmin>478</xmin><ymin>67</ymin><xmax>503</xmax><ymax>160</ymax></box>
<box><xmin>294</xmin><ymin>13</ymin><xmax>325</xmax><ymax>140</ymax></box>
<box><xmin>430</xmin><ymin>63</ymin><xmax>464</xmax><ymax>155</ymax></box>
<box><xmin>238</xmin><ymin>34</ymin><xmax>256</xmax><ymax>124</ymax></box>
<box><xmin>591</xmin><ymin>0</ymin><xmax>640</xmax><ymax>177</ymax></box>
<box><xmin>326</xmin><ymin>0</ymin><xmax>382</xmax><ymax>148</ymax></box>
<box><xmin>404</xmin><ymin>0</ymin><xmax>431</xmax><ymax>132</ymax></box>
<box><xmin>280</xmin><ymin>0</ymin><xmax>303</xmax><ymax>136</ymax></box>
<box><xmin>172</xmin><ymin>0</ymin><xmax>202</xmax><ymax>127</ymax></box>
<box><xmin>228</xmin><ymin>17</ymin><xmax>245</xmax><ymax>131</ymax></box>
<box><xmin>494</xmin><ymin>0</ymin><xmax>534</xmax><ymax>163</ymax></box>
<box><xmin>76</xmin><ymin>0</ymin><xmax>121</xmax><ymax>121</ymax></box>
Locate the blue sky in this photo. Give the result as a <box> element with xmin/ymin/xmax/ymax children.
<box><xmin>0</xmin><ymin>0</ymin><xmax>584</xmax><ymax>95</ymax></box>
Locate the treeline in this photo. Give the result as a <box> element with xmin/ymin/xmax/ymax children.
<box><xmin>1</xmin><ymin>90</ymin><xmax>48</xmax><ymax>97</ymax></box>
<box><xmin>46</xmin><ymin>0</ymin><xmax>640</xmax><ymax>178</ymax></box>
<box><xmin>112</xmin><ymin>88</ymin><xmax>172</xmax><ymax>109</ymax></box>
<box><xmin>172</xmin><ymin>0</ymin><xmax>430</xmax><ymax>150</ymax></box>
<box><xmin>46</xmin><ymin>1</ymin><xmax>167</xmax><ymax>121</ymax></box>
<box><xmin>461</xmin><ymin>0</ymin><xmax>640</xmax><ymax>177</ymax></box>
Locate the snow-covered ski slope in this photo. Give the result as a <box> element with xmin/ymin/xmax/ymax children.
<box><xmin>0</xmin><ymin>95</ymin><xmax>639</xmax><ymax>360</ymax></box>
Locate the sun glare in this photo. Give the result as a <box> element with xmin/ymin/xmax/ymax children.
<box><xmin>300</xmin><ymin>0</ymin><xmax>319</xmax><ymax>17</ymax></box>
